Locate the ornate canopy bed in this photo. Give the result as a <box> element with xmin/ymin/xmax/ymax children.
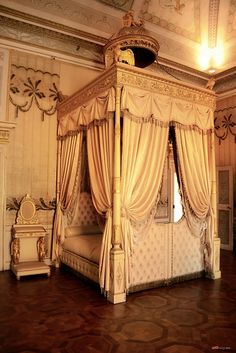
<box><xmin>54</xmin><ymin>14</ymin><xmax>221</xmax><ymax>304</ymax></box>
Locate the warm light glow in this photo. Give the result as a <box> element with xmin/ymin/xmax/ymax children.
<box><xmin>199</xmin><ymin>43</ymin><xmax>224</xmax><ymax>72</ymax></box>
<box><xmin>199</xmin><ymin>45</ymin><xmax>212</xmax><ymax>70</ymax></box>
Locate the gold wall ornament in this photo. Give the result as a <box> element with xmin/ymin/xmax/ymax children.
<box><xmin>11</xmin><ymin>238</ymin><xmax>20</xmax><ymax>264</ymax></box>
<box><xmin>37</xmin><ymin>237</ymin><xmax>46</xmax><ymax>261</ymax></box>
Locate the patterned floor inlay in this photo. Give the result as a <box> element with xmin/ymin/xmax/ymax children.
<box><xmin>0</xmin><ymin>250</ymin><xmax>235</xmax><ymax>353</ymax></box>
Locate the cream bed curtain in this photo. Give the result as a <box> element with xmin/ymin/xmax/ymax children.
<box><xmin>121</xmin><ymin>112</ymin><xmax>169</xmax><ymax>289</ymax></box>
<box><xmin>56</xmin><ymin>84</ymin><xmax>215</xmax><ymax>291</ymax></box>
<box><xmin>175</xmin><ymin>125</ymin><xmax>214</xmax><ymax>270</ymax></box>
<box><xmin>53</xmin><ymin>133</ymin><xmax>83</xmax><ymax>260</ymax></box>
<box><xmin>87</xmin><ymin>117</ymin><xmax>114</xmax><ymax>292</ymax></box>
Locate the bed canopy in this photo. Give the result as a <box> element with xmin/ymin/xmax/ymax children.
<box><xmin>54</xmin><ymin>14</ymin><xmax>221</xmax><ymax>304</ymax></box>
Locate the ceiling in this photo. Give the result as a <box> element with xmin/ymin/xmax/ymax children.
<box><xmin>0</xmin><ymin>0</ymin><xmax>236</xmax><ymax>92</ymax></box>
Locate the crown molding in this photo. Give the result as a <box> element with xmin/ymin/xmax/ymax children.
<box><xmin>0</xmin><ymin>5</ymin><xmax>107</xmax><ymax>45</ymax></box>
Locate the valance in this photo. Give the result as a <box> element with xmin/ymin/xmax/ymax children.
<box><xmin>58</xmin><ymin>83</ymin><xmax>214</xmax><ymax>138</ymax></box>
<box><xmin>121</xmin><ymin>86</ymin><xmax>214</xmax><ymax>131</ymax></box>
<box><xmin>58</xmin><ymin>88</ymin><xmax>115</xmax><ymax>137</ymax></box>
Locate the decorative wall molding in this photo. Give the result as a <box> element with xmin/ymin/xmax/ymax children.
<box><xmin>226</xmin><ymin>0</ymin><xmax>236</xmax><ymax>40</ymax></box>
<box><xmin>0</xmin><ymin>15</ymin><xmax>104</xmax><ymax>65</ymax></box>
<box><xmin>0</xmin><ymin>121</ymin><xmax>16</xmax><ymax>143</ymax></box>
<box><xmin>6</xmin><ymin>197</ymin><xmax>56</xmax><ymax>211</ymax></box>
<box><xmin>208</xmin><ymin>0</ymin><xmax>220</xmax><ymax>48</ymax></box>
<box><xmin>0</xmin><ymin>5</ymin><xmax>107</xmax><ymax>45</ymax></box>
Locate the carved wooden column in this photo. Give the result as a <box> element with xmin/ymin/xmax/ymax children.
<box><xmin>51</xmin><ymin>136</ymin><xmax>62</xmax><ymax>267</ymax></box>
<box><xmin>108</xmin><ymin>83</ymin><xmax>126</xmax><ymax>304</ymax></box>
<box><xmin>208</xmin><ymin>131</ymin><xmax>221</xmax><ymax>279</ymax></box>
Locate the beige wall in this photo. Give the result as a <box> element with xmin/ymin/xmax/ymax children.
<box><xmin>59</xmin><ymin>61</ymin><xmax>100</xmax><ymax>96</ymax></box>
<box><xmin>4</xmin><ymin>50</ymin><xmax>100</xmax><ymax>269</ymax></box>
<box><xmin>215</xmin><ymin>94</ymin><xmax>236</xmax><ymax>204</ymax></box>
<box><xmin>215</xmin><ymin>93</ymin><xmax>236</xmax><ymax>248</ymax></box>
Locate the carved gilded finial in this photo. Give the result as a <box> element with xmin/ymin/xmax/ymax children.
<box><xmin>122</xmin><ymin>10</ymin><xmax>144</xmax><ymax>28</ymax></box>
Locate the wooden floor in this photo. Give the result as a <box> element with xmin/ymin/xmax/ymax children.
<box><xmin>0</xmin><ymin>250</ymin><xmax>236</xmax><ymax>353</ymax></box>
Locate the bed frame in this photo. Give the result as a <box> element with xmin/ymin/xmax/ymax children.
<box><xmin>56</xmin><ymin>63</ymin><xmax>221</xmax><ymax>303</ymax></box>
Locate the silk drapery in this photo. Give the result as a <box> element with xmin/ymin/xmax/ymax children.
<box><xmin>87</xmin><ymin>117</ymin><xmax>114</xmax><ymax>292</ymax></box>
<box><xmin>175</xmin><ymin>126</ymin><xmax>214</xmax><ymax>270</ymax></box>
<box><xmin>53</xmin><ymin>134</ymin><xmax>83</xmax><ymax>261</ymax></box>
<box><xmin>121</xmin><ymin>112</ymin><xmax>169</xmax><ymax>289</ymax></box>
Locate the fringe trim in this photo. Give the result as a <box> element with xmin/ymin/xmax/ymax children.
<box><xmin>58</xmin><ymin>114</ymin><xmax>113</xmax><ymax>140</ymax></box>
<box><xmin>170</xmin><ymin>121</ymin><xmax>214</xmax><ymax>135</ymax></box>
<box><xmin>124</xmin><ymin>109</ymin><xmax>169</xmax><ymax>127</ymax></box>
<box><xmin>129</xmin><ymin>271</ymin><xmax>205</xmax><ymax>293</ymax></box>
<box><xmin>123</xmin><ymin>110</ymin><xmax>214</xmax><ymax>134</ymax></box>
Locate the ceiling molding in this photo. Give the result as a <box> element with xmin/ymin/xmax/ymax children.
<box><xmin>208</xmin><ymin>0</ymin><xmax>220</xmax><ymax>48</ymax></box>
<box><xmin>0</xmin><ymin>4</ymin><xmax>107</xmax><ymax>45</ymax></box>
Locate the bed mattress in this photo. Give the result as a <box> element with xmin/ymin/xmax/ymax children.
<box><xmin>62</xmin><ymin>234</ymin><xmax>102</xmax><ymax>264</ymax></box>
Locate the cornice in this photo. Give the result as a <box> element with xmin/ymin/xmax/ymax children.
<box><xmin>0</xmin><ymin>5</ymin><xmax>107</xmax><ymax>45</ymax></box>
<box><xmin>0</xmin><ymin>15</ymin><xmax>104</xmax><ymax>64</ymax></box>
<box><xmin>158</xmin><ymin>56</ymin><xmax>210</xmax><ymax>80</ymax></box>
<box><xmin>58</xmin><ymin>63</ymin><xmax>216</xmax><ymax>119</ymax></box>
<box><xmin>116</xmin><ymin>64</ymin><xmax>215</xmax><ymax>109</ymax></box>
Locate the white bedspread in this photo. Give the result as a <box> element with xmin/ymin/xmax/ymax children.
<box><xmin>62</xmin><ymin>234</ymin><xmax>102</xmax><ymax>264</ymax></box>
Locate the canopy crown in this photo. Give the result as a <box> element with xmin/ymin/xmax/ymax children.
<box><xmin>104</xmin><ymin>11</ymin><xmax>159</xmax><ymax>69</ymax></box>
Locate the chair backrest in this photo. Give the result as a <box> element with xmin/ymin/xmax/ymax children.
<box><xmin>16</xmin><ymin>194</ymin><xmax>39</xmax><ymax>225</ymax></box>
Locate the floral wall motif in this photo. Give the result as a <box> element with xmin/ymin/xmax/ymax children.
<box><xmin>214</xmin><ymin>108</ymin><xmax>236</xmax><ymax>144</ymax></box>
<box><xmin>9</xmin><ymin>64</ymin><xmax>60</xmax><ymax>120</ymax></box>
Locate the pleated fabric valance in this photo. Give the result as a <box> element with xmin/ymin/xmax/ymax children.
<box><xmin>121</xmin><ymin>86</ymin><xmax>214</xmax><ymax>131</ymax></box>
<box><xmin>58</xmin><ymin>85</ymin><xmax>214</xmax><ymax>138</ymax></box>
<box><xmin>58</xmin><ymin>88</ymin><xmax>116</xmax><ymax>138</ymax></box>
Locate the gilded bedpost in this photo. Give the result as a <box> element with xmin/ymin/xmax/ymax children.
<box><xmin>51</xmin><ymin>134</ymin><xmax>62</xmax><ymax>268</ymax></box>
<box><xmin>108</xmin><ymin>83</ymin><xmax>126</xmax><ymax>304</ymax></box>
<box><xmin>209</xmin><ymin>130</ymin><xmax>221</xmax><ymax>279</ymax></box>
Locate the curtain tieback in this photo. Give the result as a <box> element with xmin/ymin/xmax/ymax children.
<box><xmin>121</xmin><ymin>207</ymin><xmax>129</xmax><ymax>218</ymax></box>
<box><xmin>106</xmin><ymin>208</ymin><xmax>112</xmax><ymax>219</ymax></box>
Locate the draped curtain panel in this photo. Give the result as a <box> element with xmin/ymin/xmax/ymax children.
<box><xmin>175</xmin><ymin>126</ymin><xmax>214</xmax><ymax>271</ymax></box>
<box><xmin>53</xmin><ymin>133</ymin><xmax>83</xmax><ymax>260</ymax></box>
<box><xmin>87</xmin><ymin>117</ymin><xmax>114</xmax><ymax>292</ymax></box>
<box><xmin>121</xmin><ymin>112</ymin><xmax>169</xmax><ymax>290</ymax></box>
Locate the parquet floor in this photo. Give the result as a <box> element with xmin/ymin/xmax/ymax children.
<box><xmin>0</xmin><ymin>250</ymin><xmax>236</xmax><ymax>353</ymax></box>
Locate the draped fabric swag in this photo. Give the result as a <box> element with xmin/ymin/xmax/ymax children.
<box><xmin>87</xmin><ymin>118</ymin><xmax>114</xmax><ymax>292</ymax></box>
<box><xmin>56</xmin><ymin>84</ymin><xmax>215</xmax><ymax>289</ymax></box>
<box><xmin>53</xmin><ymin>134</ymin><xmax>83</xmax><ymax>260</ymax></box>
